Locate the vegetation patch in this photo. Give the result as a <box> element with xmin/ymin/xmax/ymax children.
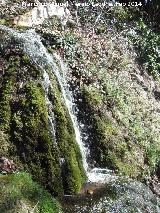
<box><xmin>39</xmin><ymin>8</ymin><xmax>160</xmax><ymax>180</ymax></box>
<box><xmin>0</xmin><ymin>172</ymin><xmax>62</xmax><ymax>213</ymax></box>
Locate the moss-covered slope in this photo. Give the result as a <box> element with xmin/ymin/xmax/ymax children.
<box><xmin>0</xmin><ymin>30</ymin><xmax>86</xmax><ymax>195</ymax></box>
<box><xmin>0</xmin><ymin>172</ymin><xmax>62</xmax><ymax>213</ymax></box>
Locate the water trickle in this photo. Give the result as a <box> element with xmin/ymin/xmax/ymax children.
<box><xmin>43</xmin><ymin>70</ymin><xmax>56</xmax><ymax>141</ymax></box>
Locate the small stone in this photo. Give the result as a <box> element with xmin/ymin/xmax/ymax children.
<box><xmin>87</xmin><ymin>189</ymin><xmax>94</xmax><ymax>195</ymax></box>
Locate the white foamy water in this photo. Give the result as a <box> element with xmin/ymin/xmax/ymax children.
<box><xmin>0</xmin><ymin>24</ymin><xmax>117</xmax><ymax>183</ymax></box>
<box><xmin>87</xmin><ymin>168</ymin><xmax>116</xmax><ymax>183</ymax></box>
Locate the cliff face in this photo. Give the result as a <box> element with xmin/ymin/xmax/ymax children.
<box><xmin>0</xmin><ymin>1</ymin><xmax>160</xmax><ymax>212</ymax></box>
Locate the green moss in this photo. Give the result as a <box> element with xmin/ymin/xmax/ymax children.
<box><xmin>0</xmin><ymin>58</ymin><xmax>17</xmax><ymax>131</ymax></box>
<box><xmin>48</xmin><ymin>76</ymin><xmax>86</xmax><ymax>194</ymax></box>
<box><xmin>63</xmin><ymin>148</ymin><xmax>85</xmax><ymax>194</ymax></box>
<box><xmin>76</xmin><ymin>87</ymin><xmax>143</xmax><ymax>178</ymax></box>
<box><xmin>10</xmin><ymin>82</ymin><xmax>63</xmax><ymax>195</ymax></box>
<box><xmin>145</xmin><ymin>144</ymin><xmax>160</xmax><ymax>170</ymax></box>
<box><xmin>0</xmin><ymin>51</ymin><xmax>63</xmax><ymax>194</ymax></box>
<box><xmin>0</xmin><ymin>172</ymin><xmax>63</xmax><ymax>213</ymax></box>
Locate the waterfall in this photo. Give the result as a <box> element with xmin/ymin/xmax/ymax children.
<box><xmin>0</xmin><ymin>25</ymin><xmax>116</xmax><ymax>183</ymax></box>
<box><xmin>43</xmin><ymin>70</ymin><xmax>56</xmax><ymax>141</ymax></box>
<box><xmin>1</xmin><ymin>25</ymin><xmax>160</xmax><ymax>213</ymax></box>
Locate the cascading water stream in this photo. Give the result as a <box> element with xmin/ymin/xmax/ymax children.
<box><xmin>43</xmin><ymin>70</ymin><xmax>56</xmax><ymax>141</ymax></box>
<box><xmin>0</xmin><ymin>25</ymin><xmax>116</xmax><ymax>183</ymax></box>
<box><xmin>53</xmin><ymin>53</ymin><xmax>116</xmax><ymax>182</ymax></box>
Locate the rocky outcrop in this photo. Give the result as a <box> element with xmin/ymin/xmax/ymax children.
<box><xmin>13</xmin><ymin>2</ymin><xmax>71</xmax><ymax>27</ymax></box>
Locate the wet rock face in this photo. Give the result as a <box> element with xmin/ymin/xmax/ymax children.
<box><xmin>86</xmin><ymin>189</ymin><xmax>94</xmax><ymax>195</ymax></box>
<box><xmin>80</xmin><ymin>182</ymin><xmax>104</xmax><ymax>195</ymax></box>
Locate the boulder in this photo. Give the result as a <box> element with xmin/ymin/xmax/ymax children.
<box><xmin>0</xmin><ymin>157</ymin><xmax>17</xmax><ymax>174</ymax></box>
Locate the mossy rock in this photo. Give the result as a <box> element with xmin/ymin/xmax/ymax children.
<box><xmin>0</xmin><ymin>39</ymin><xmax>86</xmax><ymax>195</ymax></box>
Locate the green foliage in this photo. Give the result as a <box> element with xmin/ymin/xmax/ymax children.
<box><xmin>145</xmin><ymin>144</ymin><xmax>160</xmax><ymax>171</ymax></box>
<box><xmin>0</xmin><ymin>172</ymin><xmax>63</xmax><ymax>213</ymax></box>
<box><xmin>62</xmin><ymin>33</ymin><xmax>83</xmax><ymax>61</ymax></box>
<box><xmin>129</xmin><ymin>19</ymin><xmax>160</xmax><ymax>79</ymax></box>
